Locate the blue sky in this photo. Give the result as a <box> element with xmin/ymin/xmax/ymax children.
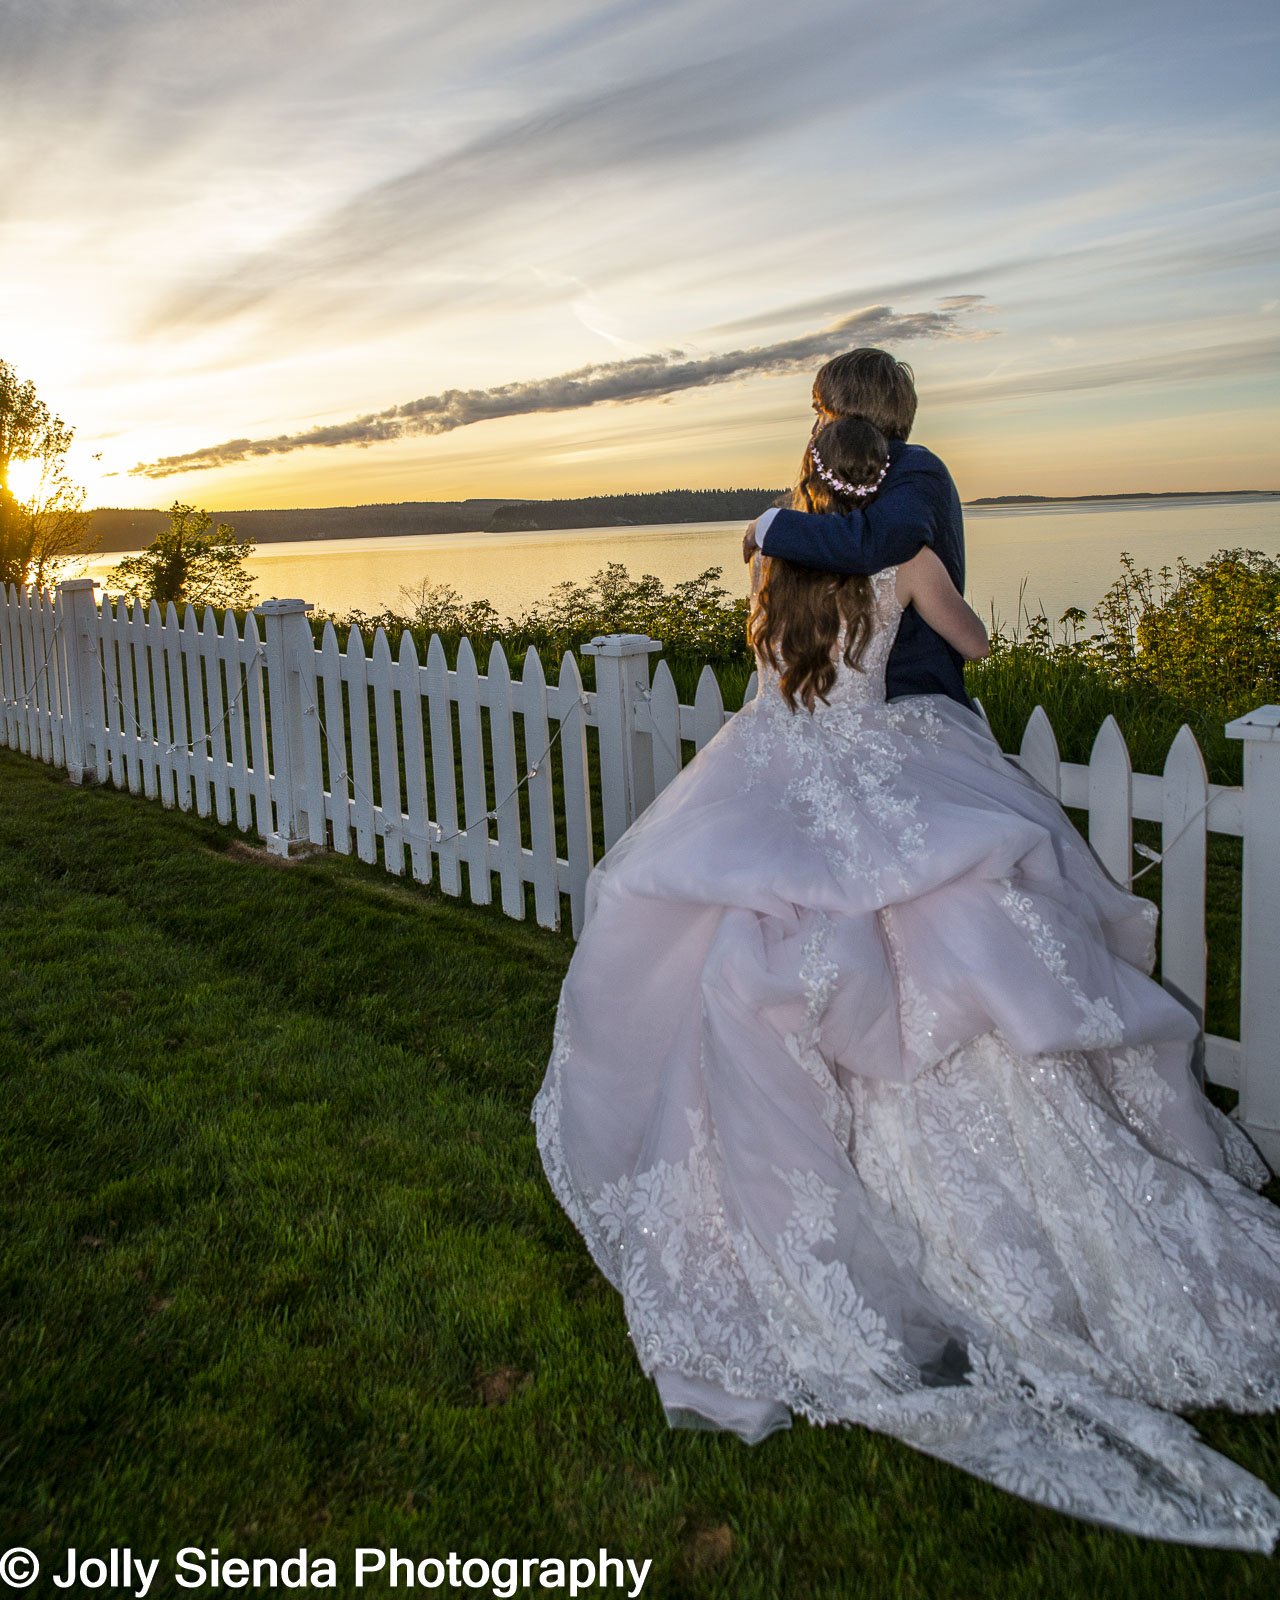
<box><xmin>1</xmin><ymin>0</ymin><xmax>1276</xmax><ymax>506</ymax></box>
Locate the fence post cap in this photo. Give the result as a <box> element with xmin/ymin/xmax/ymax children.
<box><xmin>253</xmin><ymin>597</ymin><xmax>314</xmax><ymax>616</ymax></box>
<box><xmin>1225</xmin><ymin>705</ymin><xmax>1280</xmax><ymax>742</ymax></box>
<box><xmin>56</xmin><ymin>577</ymin><xmax>97</xmax><ymax>592</ymax></box>
<box><xmin>581</xmin><ymin>633</ymin><xmax>663</xmax><ymax>657</ymax></box>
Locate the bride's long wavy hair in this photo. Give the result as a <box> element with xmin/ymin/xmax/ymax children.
<box><xmin>748</xmin><ymin>416</ymin><xmax>891</xmax><ymax>713</ymax></box>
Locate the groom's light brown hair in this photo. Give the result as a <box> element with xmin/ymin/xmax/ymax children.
<box><xmin>813</xmin><ymin>348</ymin><xmax>917</xmax><ymax>441</ymax></box>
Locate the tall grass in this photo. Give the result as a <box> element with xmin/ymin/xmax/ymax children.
<box><xmin>965</xmin><ymin>644</ymin><xmax>1242</xmax><ymax>786</ymax></box>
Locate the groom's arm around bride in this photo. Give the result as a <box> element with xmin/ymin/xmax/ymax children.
<box><xmin>744</xmin><ymin>348</ymin><xmax>976</xmax><ymax>712</ymax></box>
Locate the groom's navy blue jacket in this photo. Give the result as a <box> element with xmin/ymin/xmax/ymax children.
<box><xmin>760</xmin><ymin>438</ymin><xmax>976</xmax><ymax>712</ymax></box>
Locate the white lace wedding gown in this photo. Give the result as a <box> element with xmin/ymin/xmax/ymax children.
<box><xmin>530</xmin><ymin>562</ymin><xmax>1280</xmax><ymax>1551</ymax></box>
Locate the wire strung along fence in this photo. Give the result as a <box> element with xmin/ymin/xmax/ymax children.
<box><xmin>3</xmin><ymin>575</ymin><xmax>1279</xmax><ymax>1167</ymax></box>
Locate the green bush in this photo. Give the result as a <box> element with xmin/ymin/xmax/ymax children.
<box><xmin>970</xmin><ymin>548</ymin><xmax>1280</xmax><ymax>783</ymax></box>
<box><xmin>1117</xmin><ymin>549</ymin><xmax>1279</xmax><ymax>713</ymax></box>
<box><xmin>314</xmin><ymin>562</ymin><xmax>753</xmax><ymax>689</ymax></box>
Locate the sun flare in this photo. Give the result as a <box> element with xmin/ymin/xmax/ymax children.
<box><xmin>5</xmin><ymin>457</ymin><xmax>47</xmax><ymax>504</ymax></box>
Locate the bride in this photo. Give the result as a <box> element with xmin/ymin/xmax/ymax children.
<box><xmin>530</xmin><ymin>416</ymin><xmax>1280</xmax><ymax>1551</ymax></box>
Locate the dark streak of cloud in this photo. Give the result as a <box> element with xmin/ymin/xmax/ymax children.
<box><xmin>709</xmin><ymin>275</ymin><xmax>1025</xmax><ymax>337</ymax></box>
<box><xmin>132</xmin><ymin>302</ymin><xmax>986</xmax><ymax>477</ymax></box>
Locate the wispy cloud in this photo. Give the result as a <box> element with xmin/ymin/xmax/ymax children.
<box><xmin>138</xmin><ymin>6</ymin><xmax>998</xmax><ymax>342</ymax></box>
<box><xmin>132</xmin><ymin>302</ymin><xmax>989</xmax><ymax>477</ymax></box>
<box><xmin>929</xmin><ymin>337</ymin><xmax>1280</xmax><ymax>405</ymax></box>
<box><xmin>708</xmin><ymin>219</ymin><xmax>1280</xmax><ymax>340</ymax></box>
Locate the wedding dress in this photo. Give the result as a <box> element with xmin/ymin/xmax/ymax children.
<box><xmin>530</xmin><ymin>560</ymin><xmax>1280</xmax><ymax>1551</ymax></box>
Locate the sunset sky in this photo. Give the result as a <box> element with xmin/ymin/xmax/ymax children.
<box><xmin>1</xmin><ymin>0</ymin><xmax>1277</xmax><ymax>509</ymax></box>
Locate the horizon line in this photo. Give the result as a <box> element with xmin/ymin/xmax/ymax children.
<box><xmin>83</xmin><ymin>486</ymin><xmax>1280</xmax><ymax>516</ymax></box>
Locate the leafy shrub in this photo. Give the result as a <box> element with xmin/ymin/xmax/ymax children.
<box><xmin>314</xmin><ymin>562</ymin><xmax>752</xmax><ymax>671</ymax></box>
<box><xmin>1090</xmin><ymin>549</ymin><xmax>1280</xmax><ymax>715</ymax></box>
<box><xmin>967</xmin><ymin>548</ymin><xmax>1279</xmax><ymax>782</ymax></box>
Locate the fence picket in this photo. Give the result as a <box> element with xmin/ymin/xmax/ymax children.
<box><xmin>297</xmin><ymin>625</ymin><xmax>327</xmax><ymax>849</ymax></box>
<box><xmin>98</xmin><ymin>601</ymin><xmax>122</xmax><ymax>787</ymax></box>
<box><xmin>183</xmin><ymin>608</ymin><xmax>210</xmax><ymax>816</ymax></box>
<box><xmin>102</xmin><ymin>597</ymin><xmax>129</xmax><ymax>789</ymax></box>
<box><xmin>147</xmin><ymin>599</ymin><xmax>177</xmax><ymax>807</ymax></box>
<box><xmin>558</xmin><ymin>650</ymin><xmax>593</xmax><ymax>936</ymax></box>
<box><xmin>371</xmin><ymin>627</ymin><xmax>404</xmax><ymax>876</ymax></box>
<box><xmin>343</xmin><ymin>626</ymin><xmax>377</xmax><ymax>864</ymax></box>
<box><xmin>15</xmin><ymin>583</ymin><xmax>38</xmax><ymax>750</ymax></box>
<box><xmin>425</xmin><ymin>634</ymin><xmax>461</xmax><ymax>896</ymax></box>
<box><xmin>113</xmin><ymin>599</ymin><xmax>141</xmax><ymax>792</ymax></box>
<box><xmin>36</xmin><ymin>587</ymin><xmax>56</xmax><ymax>760</ymax></box>
<box><xmin>241</xmin><ymin>612</ymin><xmax>272</xmax><ymax>839</ymax></box>
<box><xmin>487</xmin><ymin>641</ymin><xmax>524</xmax><ymax>918</ymax></box>
<box><xmin>22</xmin><ymin>586</ymin><xmax>41</xmax><ymax>756</ymax></box>
<box><xmin>1161</xmin><ymin>725</ymin><xmax>1209</xmax><ymax>1025</ymax></box>
<box><xmin>32</xmin><ymin>589</ymin><xmax>52</xmax><ymax>759</ymax></box>
<box><xmin>692</xmin><ymin>665</ymin><xmax>724</xmax><ymax>752</ymax></box>
<box><xmin>397</xmin><ymin>631</ymin><xmax>432</xmax><ymax>883</ymax></box>
<box><xmin>201</xmin><ymin>608</ymin><xmax>232</xmax><ymax>824</ymax></box>
<box><xmin>0</xmin><ymin>586</ymin><xmax>17</xmax><ymax>748</ymax></box>
<box><xmin>1018</xmin><ymin>704</ymin><xmax>1061</xmax><ymax>797</ymax></box>
<box><xmin>18</xmin><ymin>585</ymin><xmax>40</xmax><ymax>755</ymax></box>
<box><xmin>77</xmin><ymin>590</ymin><xmax>108</xmax><ymax>784</ymax></box>
<box><xmin>12</xmin><ymin>585</ymin><xmax>30</xmax><ymax>753</ymax></box>
<box><xmin>455</xmin><ymin>637</ymin><xmax>492</xmax><ymax>906</ymax></box>
<box><xmin>220</xmin><ymin>609</ymin><xmax>252</xmax><ymax>829</ymax></box>
<box><xmin>130</xmin><ymin>598</ymin><xmax>161</xmax><ymax>798</ymax></box>
<box><xmin>318</xmin><ymin>620</ymin><xmax>350</xmax><ymax>853</ymax></box>
<box><xmin>164</xmin><ymin>603</ymin><xmax>192</xmax><ymax>808</ymax></box>
<box><xmin>39</xmin><ymin>589</ymin><xmax>61</xmax><ymax>762</ymax></box>
<box><xmin>521</xmin><ymin>647</ymin><xmax>559</xmax><ymax>929</ymax></box>
<box><xmin>647</xmin><ymin>658</ymin><xmax>682</xmax><ymax>797</ymax></box>
<box><xmin>1088</xmin><ymin>714</ymin><xmax>1133</xmax><ymax>887</ymax></box>
<box><xmin>49</xmin><ymin>589</ymin><xmax>69</xmax><ymax>768</ymax></box>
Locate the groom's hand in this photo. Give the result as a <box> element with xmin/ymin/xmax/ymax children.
<box><xmin>742</xmin><ymin>521</ymin><xmax>758</xmax><ymax>563</ymax></box>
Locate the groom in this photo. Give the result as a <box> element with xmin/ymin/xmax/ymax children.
<box><xmin>744</xmin><ymin>347</ymin><xmax>976</xmax><ymax>713</ymax></box>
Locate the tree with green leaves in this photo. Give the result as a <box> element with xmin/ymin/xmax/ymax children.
<box><xmin>105</xmin><ymin>502</ymin><xmax>256</xmax><ymax>610</ymax></box>
<box><xmin>0</xmin><ymin>358</ymin><xmax>95</xmax><ymax>588</ymax></box>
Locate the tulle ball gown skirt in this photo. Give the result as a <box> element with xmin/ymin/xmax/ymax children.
<box><xmin>530</xmin><ymin>685</ymin><xmax>1280</xmax><ymax>1551</ymax></box>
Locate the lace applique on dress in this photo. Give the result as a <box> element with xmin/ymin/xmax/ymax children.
<box><xmin>734</xmin><ymin>564</ymin><xmax>935</xmax><ymax>894</ymax></box>
<box><xmin>997</xmin><ymin>880</ymin><xmax>1126</xmax><ymax>1048</ymax></box>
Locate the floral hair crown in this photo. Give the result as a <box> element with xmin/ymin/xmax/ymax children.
<box><xmin>809</xmin><ymin>442</ymin><xmax>890</xmax><ymax>498</ymax></box>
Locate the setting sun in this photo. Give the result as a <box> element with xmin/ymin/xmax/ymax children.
<box><xmin>5</xmin><ymin>457</ymin><xmax>46</xmax><ymax>504</ymax></box>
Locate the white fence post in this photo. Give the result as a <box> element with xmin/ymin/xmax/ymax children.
<box><xmin>256</xmin><ymin>597</ymin><xmax>321</xmax><ymax>856</ymax></box>
<box><xmin>581</xmin><ymin>632</ymin><xmax>662</xmax><ymax>848</ymax></box>
<box><xmin>1225</xmin><ymin>704</ymin><xmax>1280</xmax><ymax>1170</ymax></box>
<box><xmin>57</xmin><ymin>578</ymin><xmax>105</xmax><ymax>785</ymax></box>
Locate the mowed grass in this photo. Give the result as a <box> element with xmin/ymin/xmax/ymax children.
<box><xmin>2</xmin><ymin>746</ymin><xmax>1279</xmax><ymax>1599</ymax></box>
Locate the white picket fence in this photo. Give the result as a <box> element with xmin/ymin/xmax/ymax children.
<box><xmin>3</xmin><ymin>576</ymin><xmax>1279</xmax><ymax>1167</ymax></box>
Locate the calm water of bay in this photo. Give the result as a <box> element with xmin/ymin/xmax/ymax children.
<box><xmin>76</xmin><ymin>495</ymin><xmax>1279</xmax><ymax>637</ymax></box>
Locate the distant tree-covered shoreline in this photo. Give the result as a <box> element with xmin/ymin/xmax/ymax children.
<box><xmin>85</xmin><ymin>489</ymin><xmax>785</xmax><ymax>552</ymax></box>
<box><xmin>84</xmin><ymin>485</ymin><xmax>1275</xmax><ymax>553</ymax></box>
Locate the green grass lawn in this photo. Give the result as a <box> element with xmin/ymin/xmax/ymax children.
<box><xmin>2</xmin><ymin>746</ymin><xmax>1278</xmax><ymax>1598</ymax></box>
